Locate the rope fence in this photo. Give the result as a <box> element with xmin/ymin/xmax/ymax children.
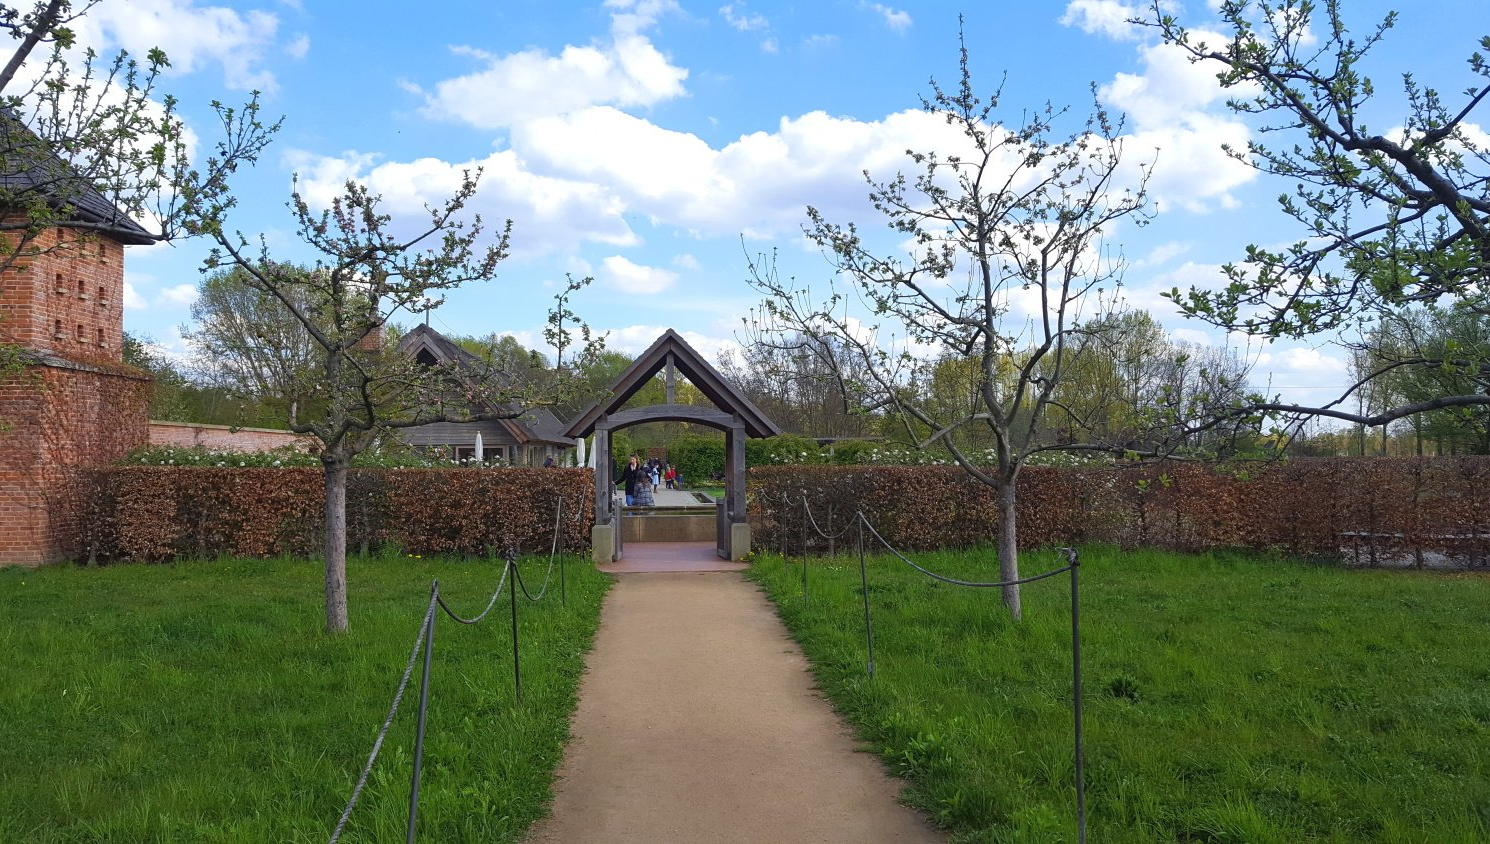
<box><xmin>771</xmin><ymin>491</ymin><xmax>1088</xmax><ymax>844</ymax></box>
<box><xmin>327</xmin><ymin>497</ymin><xmax>580</xmax><ymax>844</ymax></box>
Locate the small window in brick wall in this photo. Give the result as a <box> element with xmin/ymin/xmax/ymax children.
<box><xmin>76</xmin><ymin>323</ymin><xmax>85</xmax><ymax>342</ymax></box>
<box><xmin>97</xmin><ymin>327</ymin><xmax>105</xmax><ymax>347</ymax></box>
<box><xmin>77</xmin><ymin>279</ymin><xmax>86</xmax><ymax>299</ymax></box>
<box><xmin>54</xmin><ymin>318</ymin><xmax>63</xmax><ymax>338</ymax></box>
<box><xmin>55</xmin><ymin>272</ymin><xmax>66</xmax><ymax>294</ymax></box>
<box><xmin>98</xmin><ymin>285</ymin><xmax>107</xmax><ymax>306</ymax></box>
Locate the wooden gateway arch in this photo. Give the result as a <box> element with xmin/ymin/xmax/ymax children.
<box><xmin>564</xmin><ymin>330</ymin><xmax>780</xmax><ymax>563</ymax></box>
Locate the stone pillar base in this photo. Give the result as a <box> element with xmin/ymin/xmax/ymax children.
<box><xmin>591</xmin><ymin>523</ymin><xmax>616</xmax><ymax>564</ymax></box>
<box><xmin>728</xmin><ymin>522</ymin><xmax>751</xmax><ymax>561</ymax></box>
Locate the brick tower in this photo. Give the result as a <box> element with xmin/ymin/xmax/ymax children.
<box><xmin>0</xmin><ymin>174</ymin><xmax>154</xmax><ymax>564</ymax></box>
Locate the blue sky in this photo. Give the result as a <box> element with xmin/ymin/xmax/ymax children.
<box><xmin>49</xmin><ymin>0</ymin><xmax>1490</xmax><ymax>410</ymax></box>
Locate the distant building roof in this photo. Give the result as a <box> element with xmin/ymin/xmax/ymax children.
<box><xmin>0</xmin><ymin>112</ymin><xmax>154</xmax><ymax>245</ymax></box>
<box><xmin>394</xmin><ymin>323</ymin><xmax>574</xmax><ymax>447</ymax></box>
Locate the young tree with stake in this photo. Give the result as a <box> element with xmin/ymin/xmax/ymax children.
<box><xmin>747</xmin><ymin>36</ymin><xmax>1157</xmax><ymax>620</ymax></box>
<box><xmin>196</xmin><ymin>176</ymin><xmax>600</xmax><ymax>633</ymax></box>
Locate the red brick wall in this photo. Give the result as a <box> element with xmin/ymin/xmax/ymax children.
<box><xmin>0</xmin><ymin>360</ymin><xmax>149</xmax><ymax>564</ymax></box>
<box><xmin>0</xmin><ymin>228</ymin><xmax>125</xmax><ymax>364</ymax></box>
<box><xmin>1</xmin><ymin>226</ymin><xmax>147</xmax><ymax>565</ymax></box>
<box><xmin>148</xmin><ymin>421</ymin><xmax>312</xmax><ymax>452</ymax></box>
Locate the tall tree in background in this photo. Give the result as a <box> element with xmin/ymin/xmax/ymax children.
<box><xmin>1351</xmin><ymin>305</ymin><xmax>1490</xmax><ymax>453</ymax></box>
<box><xmin>1145</xmin><ymin>1</ymin><xmax>1490</xmax><ymax>432</ymax></box>
<box><xmin>184</xmin><ymin>266</ymin><xmax>321</xmax><ymax>424</ymax></box>
<box><xmin>718</xmin><ymin>332</ymin><xmax>879</xmax><ymax>439</ymax></box>
<box><xmin>747</xmin><ymin>36</ymin><xmax>1156</xmax><ymax>619</ymax></box>
<box><xmin>195</xmin><ymin>176</ymin><xmax>600</xmax><ymax>634</ymax></box>
<box><xmin>1044</xmin><ymin>311</ymin><xmax>1252</xmax><ymax>453</ymax></box>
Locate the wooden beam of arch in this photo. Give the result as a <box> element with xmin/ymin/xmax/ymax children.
<box><xmin>598</xmin><ymin>404</ymin><xmax>737</xmax><ymax>431</ymax></box>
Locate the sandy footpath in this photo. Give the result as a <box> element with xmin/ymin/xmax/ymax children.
<box><xmin>526</xmin><ymin>571</ymin><xmax>942</xmax><ymax>843</ymax></box>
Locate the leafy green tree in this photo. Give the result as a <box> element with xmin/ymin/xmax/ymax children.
<box><xmin>1145</xmin><ymin>1</ymin><xmax>1490</xmax><ymax>431</ymax></box>
<box><xmin>183</xmin><ymin>266</ymin><xmax>323</xmax><ymax>425</ymax></box>
<box><xmin>1353</xmin><ymin>305</ymin><xmax>1490</xmax><ymax>453</ymax></box>
<box><xmin>122</xmin><ymin>332</ymin><xmax>190</xmax><ymax>420</ymax></box>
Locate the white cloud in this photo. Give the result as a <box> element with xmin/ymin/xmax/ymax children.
<box><xmin>601</xmin><ymin>255</ymin><xmax>679</xmax><ymax>294</ymax></box>
<box><xmin>157</xmin><ymin>283</ymin><xmax>199</xmax><ymax>306</ymax></box>
<box><xmin>1059</xmin><ymin>0</ymin><xmax>1140</xmax><ymax>40</ymax></box>
<box><xmin>604</xmin><ymin>323</ymin><xmax>735</xmax><ymax>363</ymax></box>
<box><xmin>672</xmin><ymin>253</ymin><xmax>701</xmax><ymax>270</ymax></box>
<box><xmin>1133</xmin><ymin>240</ymin><xmax>1190</xmax><ymax>268</ymax></box>
<box><xmin>287</xmin><ymin>147</ymin><xmax>638</xmax><ymax>257</ymax></box>
<box><xmin>803</xmin><ymin>34</ymin><xmax>838</xmax><ymax>49</ymax></box>
<box><xmin>72</xmin><ymin>0</ymin><xmax>285</xmax><ymax>91</ymax></box>
<box><xmin>864</xmin><ymin>3</ymin><xmax>912</xmax><ymax>31</ymax></box>
<box><xmin>418</xmin><ymin>2</ymin><xmax>687</xmax><ymax>129</ymax></box>
<box><xmin>283</xmin><ymin>33</ymin><xmax>310</xmax><ymax>60</ymax></box>
<box><xmin>514</xmin><ymin>105</ymin><xmax>975</xmax><ymax>240</ymax></box>
<box><xmin>1169</xmin><ymin>327</ymin><xmax>1214</xmax><ymax>346</ymax></box>
<box><xmin>720</xmin><ymin>2</ymin><xmax>769</xmax><ymax>31</ymax></box>
<box><xmin>1098</xmin><ymin>36</ymin><xmax>1258</xmax><ymax>212</ymax></box>
<box><xmin>1256</xmin><ymin>345</ymin><xmax>1348</xmax><ymax>376</ymax></box>
<box><xmin>122</xmin><ymin>281</ymin><xmax>148</xmax><ymax>311</ymax></box>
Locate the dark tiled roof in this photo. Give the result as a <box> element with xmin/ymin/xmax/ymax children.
<box><xmin>0</xmin><ymin>113</ymin><xmax>154</xmax><ymax>245</ymax></box>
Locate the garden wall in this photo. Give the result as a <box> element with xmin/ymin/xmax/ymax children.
<box><xmin>748</xmin><ymin>458</ymin><xmax>1490</xmax><ymax>567</ymax></box>
<box><xmin>79</xmin><ymin>467</ymin><xmax>595</xmax><ymax>563</ymax></box>
<box><xmin>147</xmin><ymin>421</ymin><xmax>312</xmax><ymax>453</ymax></box>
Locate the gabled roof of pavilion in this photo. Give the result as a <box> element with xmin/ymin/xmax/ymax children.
<box><xmin>394</xmin><ymin>323</ymin><xmax>572</xmax><ymax>447</ymax></box>
<box><xmin>563</xmin><ymin>328</ymin><xmax>781</xmax><ymax>439</ymax></box>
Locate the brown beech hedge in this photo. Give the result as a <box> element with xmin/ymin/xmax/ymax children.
<box><xmin>79</xmin><ymin>468</ymin><xmax>595</xmax><ymax>563</ymax></box>
<box><xmin>748</xmin><ymin>458</ymin><xmax>1490</xmax><ymax>567</ymax></box>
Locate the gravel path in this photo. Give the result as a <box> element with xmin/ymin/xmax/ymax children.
<box><xmin>526</xmin><ymin>571</ymin><xmax>941</xmax><ymax>843</ymax></box>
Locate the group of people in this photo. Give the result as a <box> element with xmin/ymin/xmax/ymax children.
<box><xmin>618</xmin><ymin>456</ymin><xmax>683</xmax><ymax>507</ymax></box>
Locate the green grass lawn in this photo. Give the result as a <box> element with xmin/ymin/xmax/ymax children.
<box><xmin>748</xmin><ymin>546</ymin><xmax>1490</xmax><ymax>843</ymax></box>
<box><xmin>0</xmin><ymin>552</ymin><xmax>610</xmax><ymax>843</ymax></box>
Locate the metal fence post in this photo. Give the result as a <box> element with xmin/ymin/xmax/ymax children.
<box><xmin>857</xmin><ymin>514</ymin><xmax>875</xmax><ymax>679</ymax></box>
<box><xmin>406</xmin><ymin>580</ymin><xmax>437</xmax><ymax>844</ymax></box>
<box><xmin>1064</xmin><ymin>548</ymin><xmax>1086</xmax><ymax>844</ymax></box>
<box><xmin>508</xmin><ymin>554</ymin><xmax>522</xmax><ymax>705</ymax></box>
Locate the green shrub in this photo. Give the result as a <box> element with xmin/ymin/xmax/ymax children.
<box><xmin>745</xmin><ymin>434</ymin><xmax>825</xmax><ymax>465</ymax></box>
<box><xmin>667</xmin><ymin>433</ymin><xmax>725</xmax><ymax>483</ymax></box>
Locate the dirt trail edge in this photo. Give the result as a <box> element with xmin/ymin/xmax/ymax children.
<box><xmin>526</xmin><ymin>571</ymin><xmax>943</xmax><ymax>844</ymax></box>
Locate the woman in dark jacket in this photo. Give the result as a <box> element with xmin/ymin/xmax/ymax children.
<box><xmin>618</xmin><ymin>455</ymin><xmax>641</xmax><ymax>506</ymax></box>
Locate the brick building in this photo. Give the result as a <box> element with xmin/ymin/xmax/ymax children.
<box><xmin>0</xmin><ymin>157</ymin><xmax>154</xmax><ymax>565</ymax></box>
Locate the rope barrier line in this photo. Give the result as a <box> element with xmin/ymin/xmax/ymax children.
<box><xmin>860</xmin><ymin>515</ymin><xmax>1074</xmax><ymax>588</ymax></box>
<box><xmin>328</xmin><ymin>593</ymin><xmax>438</xmax><ymax>844</ymax></box>
<box><xmin>328</xmin><ymin>497</ymin><xmax>578</xmax><ymax>844</ymax></box>
<box><xmin>513</xmin><ymin>555</ymin><xmax>557</xmax><ymax>603</ymax></box>
<box><xmin>800</xmin><ymin>495</ymin><xmax>855</xmax><ymax>541</ymax></box>
<box><xmin>435</xmin><ymin>561</ymin><xmax>510</xmax><ymax>625</ymax></box>
<box><xmin>778</xmin><ymin>494</ymin><xmax>1086</xmax><ymax>844</ymax></box>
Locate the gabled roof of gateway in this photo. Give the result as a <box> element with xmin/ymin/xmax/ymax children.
<box><xmin>563</xmin><ymin>328</ymin><xmax>780</xmax><ymax>439</ymax></box>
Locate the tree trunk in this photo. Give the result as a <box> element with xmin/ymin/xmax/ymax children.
<box><xmin>324</xmin><ymin>460</ymin><xmax>349</xmax><ymax>634</ymax></box>
<box><xmin>996</xmin><ymin>475</ymin><xmax>1023</xmax><ymax>621</ymax></box>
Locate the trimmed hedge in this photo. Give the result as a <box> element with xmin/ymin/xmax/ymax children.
<box><xmin>748</xmin><ymin>458</ymin><xmax>1490</xmax><ymax>566</ymax></box>
<box><xmin>79</xmin><ymin>467</ymin><xmax>595</xmax><ymax>563</ymax></box>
